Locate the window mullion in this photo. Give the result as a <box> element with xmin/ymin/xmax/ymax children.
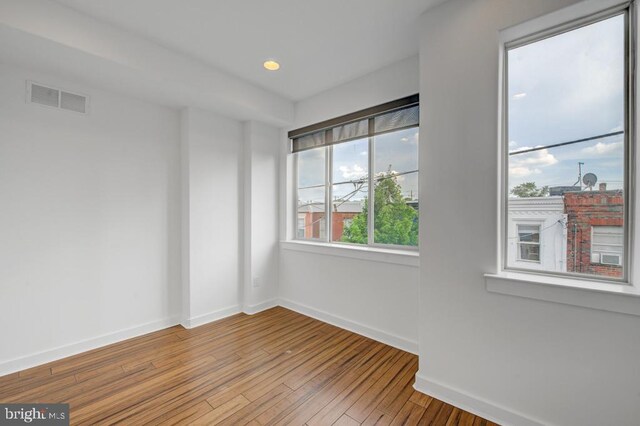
<box><xmin>293</xmin><ymin>153</ymin><xmax>299</xmax><ymax>240</ymax></box>
<box><xmin>326</xmin><ymin>140</ymin><xmax>333</xmax><ymax>243</ymax></box>
<box><xmin>368</xmin><ymin>118</ymin><xmax>375</xmax><ymax>246</ymax></box>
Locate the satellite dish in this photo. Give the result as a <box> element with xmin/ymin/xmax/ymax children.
<box><xmin>583</xmin><ymin>173</ymin><xmax>598</xmax><ymax>188</ymax></box>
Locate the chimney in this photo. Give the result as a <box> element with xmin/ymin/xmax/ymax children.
<box><xmin>599</xmin><ymin>183</ymin><xmax>607</xmax><ymax>191</ymax></box>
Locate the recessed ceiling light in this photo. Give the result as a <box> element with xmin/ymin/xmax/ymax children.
<box><xmin>263</xmin><ymin>60</ymin><xmax>280</xmax><ymax>71</ymax></box>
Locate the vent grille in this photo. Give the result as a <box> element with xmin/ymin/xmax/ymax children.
<box><xmin>27</xmin><ymin>81</ymin><xmax>88</xmax><ymax>114</ymax></box>
<box><xmin>31</xmin><ymin>84</ymin><xmax>59</xmax><ymax>107</ymax></box>
<box><xmin>60</xmin><ymin>91</ymin><xmax>86</xmax><ymax>113</ymax></box>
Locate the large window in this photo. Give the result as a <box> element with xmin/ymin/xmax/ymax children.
<box><xmin>291</xmin><ymin>96</ymin><xmax>419</xmax><ymax>248</ymax></box>
<box><xmin>504</xmin><ymin>7</ymin><xmax>630</xmax><ymax>280</ymax></box>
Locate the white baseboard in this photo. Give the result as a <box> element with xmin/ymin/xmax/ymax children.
<box><xmin>181</xmin><ymin>305</ymin><xmax>241</xmax><ymax>329</ymax></box>
<box><xmin>1</xmin><ymin>300</ymin><xmax>417</xmax><ymax>378</ymax></box>
<box><xmin>278</xmin><ymin>298</ymin><xmax>418</xmax><ymax>354</ymax></box>
<box><xmin>413</xmin><ymin>372</ymin><xmax>544</xmax><ymax>426</ymax></box>
<box><xmin>0</xmin><ymin>316</ymin><xmax>180</xmax><ymax>377</ymax></box>
<box><xmin>243</xmin><ymin>298</ymin><xmax>279</xmax><ymax>315</ymax></box>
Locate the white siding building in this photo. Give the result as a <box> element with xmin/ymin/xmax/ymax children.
<box><xmin>507</xmin><ymin>196</ymin><xmax>567</xmax><ymax>273</ymax></box>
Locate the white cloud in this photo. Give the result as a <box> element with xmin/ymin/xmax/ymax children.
<box><xmin>512</xmin><ymin>147</ymin><xmax>557</xmax><ymax>166</ymax></box>
<box><xmin>375</xmin><ymin>169</ymin><xmax>406</xmax><ymax>182</ymax></box>
<box><xmin>509</xmin><ymin>166</ymin><xmax>542</xmax><ymax>177</ymax></box>
<box><xmin>509</xmin><ymin>147</ymin><xmax>557</xmax><ymax>178</ymax></box>
<box><xmin>340</xmin><ymin>164</ymin><xmax>367</xmax><ymax>179</ymax></box>
<box><xmin>581</xmin><ymin>141</ymin><xmax>623</xmax><ymax>156</ymax></box>
<box><xmin>390</xmin><ymin>170</ymin><xmax>406</xmax><ymax>182</ymax></box>
<box><xmin>398</xmin><ymin>132</ymin><xmax>418</xmax><ymax>144</ymax></box>
<box><xmin>509</xmin><ymin>140</ymin><xmax>518</xmax><ymax>148</ymax></box>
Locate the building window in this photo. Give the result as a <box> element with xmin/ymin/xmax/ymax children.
<box><xmin>592</xmin><ymin>226</ymin><xmax>623</xmax><ymax>266</ymax></box>
<box><xmin>290</xmin><ymin>95</ymin><xmax>419</xmax><ymax>249</ymax></box>
<box><xmin>503</xmin><ymin>6</ymin><xmax>630</xmax><ymax>280</ymax></box>
<box><xmin>517</xmin><ymin>224</ymin><xmax>541</xmax><ymax>262</ymax></box>
<box><xmin>297</xmin><ymin>216</ymin><xmax>306</xmax><ymax>239</ymax></box>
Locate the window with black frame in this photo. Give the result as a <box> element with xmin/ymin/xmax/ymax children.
<box><xmin>291</xmin><ymin>95</ymin><xmax>419</xmax><ymax>248</ymax></box>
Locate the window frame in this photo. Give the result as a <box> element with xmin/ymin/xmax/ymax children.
<box><xmin>291</xmin><ymin>100</ymin><xmax>420</xmax><ymax>251</ymax></box>
<box><xmin>499</xmin><ymin>2</ymin><xmax>635</xmax><ymax>284</ymax></box>
<box><xmin>516</xmin><ymin>224</ymin><xmax>542</xmax><ymax>263</ymax></box>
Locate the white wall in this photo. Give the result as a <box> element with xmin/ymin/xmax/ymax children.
<box><xmin>181</xmin><ymin>107</ymin><xmax>243</xmax><ymax>327</ymax></box>
<box><xmin>0</xmin><ymin>63</ymin><xmax>181</xmax><ymax>373</ymax></box>
<box><xmin>243</xmin><ymin>121</ymin><xmax>281</xmax><ymax>312</ymax></box>
<box><xmin>417</xmin><ymin>1</ymin><xmax>640</xmax><ymax>425</ymax></box>
<box><xmin>279</xmin><ymin>251</ymin><xmax>419</xmax><ymax>352</ymax></box>
<box><xmin>294</xmin><ymin>55</ymin><xmax>419</xmax><ymax>128</ymax></box>
<box><xmin>279</xmin><ymin>56</ymin><xmax>421</xmax><ymax>352</ymax></box>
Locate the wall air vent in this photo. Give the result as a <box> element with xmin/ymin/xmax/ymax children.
<box><xmin>27</xmin><ymin>81</ymin><xmax>89</xmax><ymax>114</ymax></box>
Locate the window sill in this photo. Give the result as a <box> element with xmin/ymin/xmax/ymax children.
<box><xmin>280</xmin><ymin>240</ymin><xmax>419</xmax><ymax>267</ymax></box>
<box><xmin>485</xmin><ymin>271</ymin><xmax>640</xmax><ymax>316</ymax></box>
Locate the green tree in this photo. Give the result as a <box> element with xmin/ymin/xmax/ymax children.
<box><xmin>510</xmin><ymin>182</ymin><xmax>549</xmax><ymax>198</ymax></box>
<box><xmin>341</xmin><ymin>172</ymin><xmax>418</xmax><ymax>246</ymax></box>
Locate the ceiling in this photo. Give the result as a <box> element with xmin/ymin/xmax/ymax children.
<box><xmin>53</xmin><ymin>0</ymin><xmax>445</xmax><ymax>101</ymax></box>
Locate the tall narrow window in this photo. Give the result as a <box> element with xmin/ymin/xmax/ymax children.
<box><xmin>504</xmin><ymin>9</ymin><xmax>629</xmax><ymax>280</ymax></box>
<box><xmin>331</xmin><ymin>138</ymin><xmax>369</xmax><ymax>244</ymax></box>
<box><xmin>297</xmin><ymin>148</ymin><xmax>326</xmax><ymax>240</ymax></box>
<box><xmin>373</xmin><ymin>125</ymin><xmax>419</xmax><ymax>246</ymax></box>
<box><xmin>290</xmin><ymin>95</ymin><xmax>419</xmax><ymax>249</ymax></box>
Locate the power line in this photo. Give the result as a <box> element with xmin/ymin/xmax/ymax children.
<box><xmin>332</xmin><ymin>169</ymin><xmax>418</xmax><ymax>186</ymax></box>
<box><xmin>508</xmin><ymin>219</ymin><xmax>565</xmax><ymax>240</ymax></box>
<box><xmin>509</xmin><ymin>131</ymin><xmax>624</xmax><ymax>156</ymax></box>
<box><xmin>374</xmin><ymin>170</ymin><xmax>418</xmax><ymax>181</ymax></box>
<box><xmin>298</xmin><ymin>170</ymin><xmax>419</xmax><ymax>233</ymax></box>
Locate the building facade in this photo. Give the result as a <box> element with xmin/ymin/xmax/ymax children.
<box><xmin>564</xmin><ymin>186</ymin><xmax>623</xmax><ymax>278</ymax></box>
<box><xmin>298</xmin><ymin>201</ymin><xmax>361</xmax><ymax>241</ymax></box>
<box><xmin>507</xmin><ymin>184</ymin><xmax>624</xmax><ymax>278</ymax></box>
<box><xmin>507</xmin><ymin>196</ymin><xmax>567</xmax><ymax>272</ymax></box>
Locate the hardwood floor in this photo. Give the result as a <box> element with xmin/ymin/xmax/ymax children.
<box><xmin>0</xmin><ymin>307</ymin><xmax>496</xmax><ymax>425</ymax></box>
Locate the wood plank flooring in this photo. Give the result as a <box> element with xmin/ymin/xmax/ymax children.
<box><xmin>0</xmin><ymin>307</ymin><xmax>497</xmax><ymax>425</ymax></box>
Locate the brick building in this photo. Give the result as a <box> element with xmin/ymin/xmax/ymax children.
<box><xmin>298</xmin><ymin>201</ymin><xmax>361</xmax><ymax>240</ymax></box>
<box><xmin>564</xmin><ymin>184</ymin><xmax>623</xmax><ymax>278</ymax></box>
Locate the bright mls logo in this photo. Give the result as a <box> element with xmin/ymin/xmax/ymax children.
<box><xmin>0</xmin><ymin>404</ymin><xmax>68</xmax><ymax>425</ymax></box>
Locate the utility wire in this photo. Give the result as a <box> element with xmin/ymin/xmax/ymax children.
<box><xmin>507</xmin><ymin>219</ymin><xmax>565</xmax><ymax>240</ymax></box>
<box><xmin>509</xmin><ymin>131</ymin><xmax>624</xmax><ymax>156</ymax></box>
<box><xmin>298</xmin><ymin>170</ymin><xmax>418</xmax><ymax>231</ymax></box>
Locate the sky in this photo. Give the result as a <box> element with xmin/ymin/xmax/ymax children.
<box><xmin>507</xmin><ymin>13</ymin><xmax>625</xmax><ymax>193</ymax></box>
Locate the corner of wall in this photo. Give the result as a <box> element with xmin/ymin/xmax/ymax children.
<box><xmin>179</xmin><ymin>107</ymin><xmax>191</xmax><ymax>324</ymax></box>
<box><xmin>413</xmin><ymin>373</ymin><xmax>544</xmax><ymax>426</ymax></box>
